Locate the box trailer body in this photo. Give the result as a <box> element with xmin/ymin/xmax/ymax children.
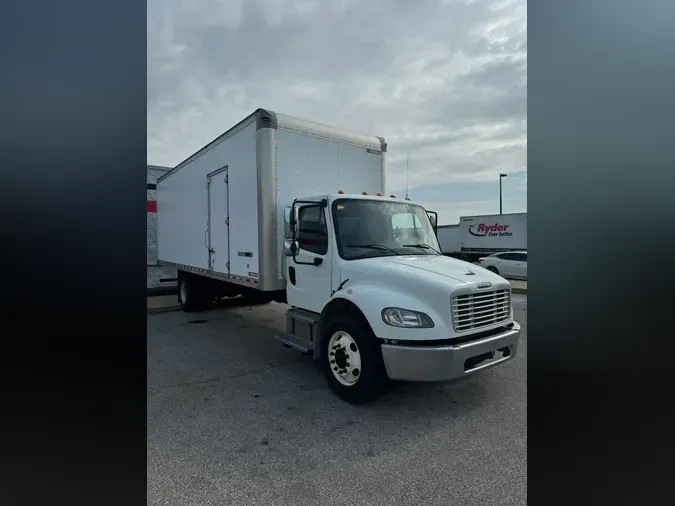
<box><xmin>436</xmin><ymin>224</ymin><xmax>461</xmax><ymax>256</ymax></box>
<box><xmin>460</xmin><ymin>212</ymin><xmax>527</xmax><ymax>254</ymax></box>
<box><xmin>157</xmin><ymin>109</ymin><xmax>386</xmax><ymax>293</ymax></box>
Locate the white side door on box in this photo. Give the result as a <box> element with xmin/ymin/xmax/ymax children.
<box><xmin>207</xmin><ymin>167</ymin><xmax>230</xmax><ymax>274</ymax></box>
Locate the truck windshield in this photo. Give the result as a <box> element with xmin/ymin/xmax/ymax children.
<box><xmin>332</xmin><ymin>198</ymin><xmax>441</xmax><ymax>260</ymax></box>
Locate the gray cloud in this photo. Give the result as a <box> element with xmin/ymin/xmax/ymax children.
<box><xmin>148</xmin><ymin>0</ymin><xmax>526</xmax><ymax>194</ymax></box>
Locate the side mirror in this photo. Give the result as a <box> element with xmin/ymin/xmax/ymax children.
<box><xmin>283</xmin><ymin>238</ymin><xmax>295</xmax><ymax>256</ymax></box>
<box><xmin>292</xmin><ymin>206</ymin><xmax>299</xmax><ymax>229</ymax></box>
<box><xmin>283</xmin><ymin>206</ymin><xmax>293</xmax><ymax>240</ymax></box>
<box><xmin>427</xmin><ymin>211</ymin><xmax>438</xmax><ymax>234</ymax></box>
<box><xmin>289</xmin><ymin>240</ymin><xmax>298</xmax><ymax>256</ymax></box>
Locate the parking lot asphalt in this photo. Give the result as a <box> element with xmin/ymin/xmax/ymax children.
<box><xmin>147</xmin><ymin>294</ymin><xmax>527</xmax><ymax>506</ymax></box>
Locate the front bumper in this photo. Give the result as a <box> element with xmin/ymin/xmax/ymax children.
<box><xmin>380</xmin><ymin>322</ymin><xmax>521</xmax><ymax>382</ymax></box>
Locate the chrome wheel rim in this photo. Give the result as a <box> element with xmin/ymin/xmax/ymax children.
<box><xmin>328</xmin><ymin>331</ymin><xmax>362</xmax><ymax>386</ymax></box>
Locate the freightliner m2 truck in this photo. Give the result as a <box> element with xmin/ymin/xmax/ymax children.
<box><xmin>157</xmin><ymin>109</ymin><xmax>521</xmax><ymax>404</ymax></box>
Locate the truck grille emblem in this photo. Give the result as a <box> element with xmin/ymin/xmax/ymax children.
<box><xmin>477</xmin><ymin>282</ymin><xmax>492</xmax><ymax>289</ymax></box>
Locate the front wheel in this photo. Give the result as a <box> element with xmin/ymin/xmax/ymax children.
<box><xmin>321</xmin><ymin>317</ymin><xmax>387</xmax><ymax>404</ymax></box>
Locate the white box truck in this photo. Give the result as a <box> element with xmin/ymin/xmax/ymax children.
<box><xmin>157</xmin><ymin>109</ymin><xmax>521</xmax><ymax>404</ymax></box>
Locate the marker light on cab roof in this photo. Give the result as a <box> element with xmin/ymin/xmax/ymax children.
<box><xmin>376</xmin><ymin>193</ymin><xmax>383</xmax><ymax>196</ymax></box>
<box><xmin>390</xmin><ymin>194</ymin><xmax>396</xmax><ymax>198</ymax></box>
<box><xmin>337</xmin><ymin>189</ymin><xmax>344</xmax><ymax>194</ymax></box>
<box><xmin>361</xmin><ymin>191</ymin><xmax>368</xmax><ymax>195</ymax></box>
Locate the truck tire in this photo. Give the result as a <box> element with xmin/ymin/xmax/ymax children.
<box><xmin>178</xmin><ymin>277</ymin><xmax>209</xmax><ymax>312</ymax></box>
<box><xmin>321</xmin><ymin>316</ymin><xmax>387</xmax><ymax>405</ymax></box>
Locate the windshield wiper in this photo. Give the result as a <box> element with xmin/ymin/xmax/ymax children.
<box><xmin>345</xmin><ymin>244</ymin><xmax>401</xmax><ymax>256</ymax></box>
<box><xmin>402</xmin><ymin>243</ymin><xmax>442</xmax><ymax>255</ymax></box>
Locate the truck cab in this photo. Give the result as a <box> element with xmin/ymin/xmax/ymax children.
<box><xmin>279</xmin><ymin>192</ymin><xmax>521</xmax><ymax>404</ymax></box>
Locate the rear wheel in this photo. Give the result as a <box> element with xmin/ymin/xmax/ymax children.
<box><xmin>178</xmin><ymin>276</ymin><xmax>210</xmax><ymax>312</ymax></box>
<box><xmin>487</xmin><ymin>266</ymin><xmax>499</xmax><ymax>275</ymax></box>
<box><xmin>321</xmin><ymin>316</ymin><xmax>386</xmax><ymax>404</ymax></box>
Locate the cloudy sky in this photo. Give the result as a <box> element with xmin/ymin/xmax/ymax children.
<box><xmin>148</xmin><ymin>0</ymin><xmax>527</xmax><ymax>225</ymax></box>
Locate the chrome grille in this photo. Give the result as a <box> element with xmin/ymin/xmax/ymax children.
<box><xmin>452</xmin><ymin>289</ymin><xmax>511</xmax><ymax>332</ymax></box>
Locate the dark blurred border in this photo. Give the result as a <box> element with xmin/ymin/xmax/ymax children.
<box><xmin>529</xmin><ymin>0</ymin><xmax>675</xmax><ymax>503</ymax></box>
<box><xmin>2</xmin><ymin>0</ymin><xmax>675</xmax><ymax>504</ymax></box>
<box><xmin>0</xmin><ymin>1</ymin><xmax>147</xmax><ymax>505</ymax></box>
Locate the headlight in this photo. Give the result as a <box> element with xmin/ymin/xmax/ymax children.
<box><xmin>381</xmin><ymin>307</ymin><xmax>434</xmax><ymax>328</ymax></box>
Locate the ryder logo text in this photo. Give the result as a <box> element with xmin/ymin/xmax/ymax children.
<box><xmin>468</xmin><ymin>223</ymin><xmax>513</xmax><ymax>237</ymax></box>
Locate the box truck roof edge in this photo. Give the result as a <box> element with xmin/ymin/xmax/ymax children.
<box><xmin>157</xmin><ymin>108</ymin><xmax>387</xmax><ymax>184</ymax></box>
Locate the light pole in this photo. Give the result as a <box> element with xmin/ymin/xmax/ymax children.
<box><xmin>499</xmin><ymin>173</ymin><xmax>507</xmax><ymax>214</ymax></box>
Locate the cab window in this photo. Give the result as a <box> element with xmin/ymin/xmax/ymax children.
<box><xmin>392</xmin><ymin>212</ymin><xmax>424</xmax><ymax>243</ymax></box>
<box><xmin>297</xmin><ymin>206</ymin><xmax>328</xmax><ymax>255</ymax></box>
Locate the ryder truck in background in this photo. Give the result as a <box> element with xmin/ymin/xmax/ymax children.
<box><xmin>156</xmin><ymin>109</ymin><xmax>521</xmax><ymax>404</ymax></box>
<box><xmin>438</xmin><ymin>213</ymin><xmax>527</xmax><ymax>262</ymax></box>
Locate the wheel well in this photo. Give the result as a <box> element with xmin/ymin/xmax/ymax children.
<box><xmin>315</xmin><ymin>298</ymin><xmax>373</xmax><ymax>359</ymax></box>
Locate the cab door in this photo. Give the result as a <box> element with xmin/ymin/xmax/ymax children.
<box><xmin>286</xmin><ymin>201</ymin><xmax>333</xmax><ymax>313</ymax></box>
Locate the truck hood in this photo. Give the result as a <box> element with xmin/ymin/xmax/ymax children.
<box><xmin>342</xmin><ymin>254</ymin><xmax>510</xmax><ymax>291</ymax></box>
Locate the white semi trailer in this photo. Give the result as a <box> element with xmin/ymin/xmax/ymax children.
<box><xmin>437</xmin><ymin>224</ymin><xmax>461</xmax><ymax>257</ymax></box>
<box><xmin>157</xmin><ymin>109</ymin><xmax>521</xmax><ymax>404</ymax></box>
<box><xmin>437</xmin><ymin>213</ymin><xmax>527</xmax><ymax>262</ymax></box>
